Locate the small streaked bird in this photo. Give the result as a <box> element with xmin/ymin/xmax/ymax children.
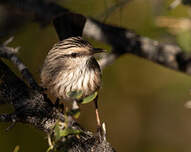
<box><xmin>40</xmin><ymin>36</ymin><xmax>104</xmax><ymax>126</ymax></box>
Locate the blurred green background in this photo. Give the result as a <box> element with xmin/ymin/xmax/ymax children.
<box><xmin>1</xmin><ymin>0</ymin><xmax>191</xmax><ymax>152</ymax></box>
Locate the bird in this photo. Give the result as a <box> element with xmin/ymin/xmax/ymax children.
<box><xmin>40</xmin><ymin>36</ymin><xmax>104</xmax><ymax>126</ymax></box>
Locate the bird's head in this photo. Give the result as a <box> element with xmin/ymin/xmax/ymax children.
<box><xmin>51</xmin><ymin>36</ymin><xmax>105</xmax><ymax>59</ymax></box>
<box><xmin>46</xmin><ymin>36</ymin><xmax>106</xmax><ymax>70</ymax></box>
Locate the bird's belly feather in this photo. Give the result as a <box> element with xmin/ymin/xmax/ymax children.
<box><xmin>52</xmin><ymin>66</ymin><xmax>101</xmax><ymax>101</ymax></box>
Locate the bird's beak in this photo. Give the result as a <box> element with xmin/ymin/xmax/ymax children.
<box><xmin>93</xmin><ymin>48</ymin><xmax>106</xmax><ymax>54</ymax></box>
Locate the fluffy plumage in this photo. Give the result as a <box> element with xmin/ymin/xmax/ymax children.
<box><xmin>41</xmin><ymin>37</ymin><xmax>102</xmax><ymax>102</ymax></box>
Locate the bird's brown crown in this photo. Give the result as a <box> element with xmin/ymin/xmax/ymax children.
<box><xmin>51</xmin><ymin>36</ymin><xmax>94</xmax><ymax>56</ymax></box>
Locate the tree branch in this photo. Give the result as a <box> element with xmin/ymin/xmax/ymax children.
<box><xmin>0</xmin><ymin>37</ymin><xmax>40</xmax><ymax>90</ymax></box>
<box><xmin>83</xmin><ymin>18</ymin><xmax>191</xmax><ymax>73</ymax></box>
<box><xmin>0</xmin><ymin>39</ymin><xmax>115</xmax><ymax>151</ymax></box>
<box><xmin>53</xmin><ymin>13</ymin><xmax>191</xmax><ymax>74</ymax></box>
<box><xmin>1</xmin><ymin>0</ymin><xmax>191</xmax><ymax>76</ymax></box>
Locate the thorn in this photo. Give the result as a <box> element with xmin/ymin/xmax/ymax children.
<box><xmin>47</xmin><ymin>134</ymin><xmax>53</xmax><ymax>148</ymax></box>
<box><xmin>72</xmin><ymin>100</ymin><xmax>79</xmax><ymax>110</ymax></box>
<box><xmin>101</xmin><ymin>122</ymin><xmax>107</xmax><ymax>141</ymax></box>
<box><xmin>0</xmin><ymin>114</ymin><xmax>7</xmax><ymax>121</ymax></box>
<box><xmin>14</xmin><ymin>46</ymin><xmax>20</xmax><ymax>53</ymax></box>
<box><xmin>3</xmin><ymin>37</ymin><xmax>14</xmax><ymax>46</ymax></box>
<box><xmin>5</xmin><ymin>119</ymin><xmax>16</xmax><ymax>132</ymax></box>
<box><xmin>95</xmin><ymin>108</ymin><xmax>101</xmax><ymax>127</ymax></box>
<box><xmin>102</xmin><ymin>122</ymin><xmax>106</xmax><ymax>135</ymax></box>
<box><xmin>94</xmin><ymin>95</ymin><xmax>101</xmax><ymax>127</ymax></box>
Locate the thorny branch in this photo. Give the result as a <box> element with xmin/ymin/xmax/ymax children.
<box><xmin>0</xmin><ymin>37</ymin><xmax>115</xmax><ymax>152</ymax></box>
<box><xmin>0</xmin><ymin>1</ymin><xmax>116</xmax><ymax>151</ymax></box>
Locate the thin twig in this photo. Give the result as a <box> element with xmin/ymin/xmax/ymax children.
<box><xmin>0</xmin><ymin>37</ymin><xmax>41</xmax><ymax>91</ymax></box>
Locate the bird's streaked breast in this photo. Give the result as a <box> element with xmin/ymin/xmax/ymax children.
<box><xmin>42</xmin><ymin>57</ymin><xmax>101</xmax><ymax>101</ymax></box>
<box><xmin>40</xmin><ymin>37</ymin><xmax>102</xmax><ymax>101</ymax></box>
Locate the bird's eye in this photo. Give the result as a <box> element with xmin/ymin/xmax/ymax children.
<box><xmin>71</xmin><ymin>53</ymin><xmax>77</xmax><ymax>57</ymax></box>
